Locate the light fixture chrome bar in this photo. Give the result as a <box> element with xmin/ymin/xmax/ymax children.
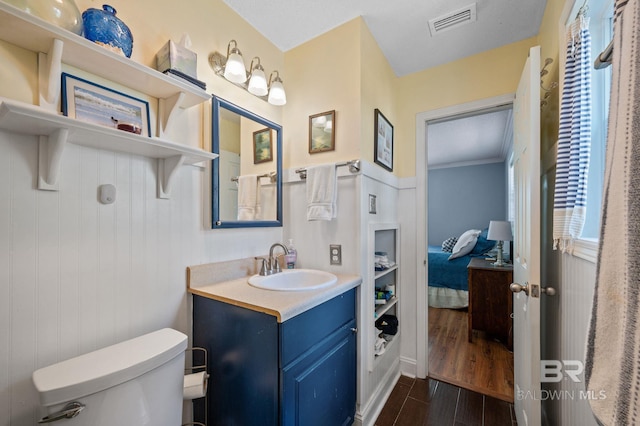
<box><xmin>208</xmin><ymin>41</ymin><xmax>287</xmax><ymax>106</ymax></box>
<box><xmin>295</xmin><ymin>159</ymin><xmax>361</xmax><ymax>180</ymax></box>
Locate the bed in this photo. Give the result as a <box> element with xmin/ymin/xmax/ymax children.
<box><xmin>428</xmin><ymin>229</ymin><xmax>496</xmax><ymax>309</ymax></box>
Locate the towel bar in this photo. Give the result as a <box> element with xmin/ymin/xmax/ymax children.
<box><xmin>231</xmin><ymin>171</ymin><xmax>277</xmax><ymax>183</ymax></box>
<box><xmin>295</xmin><ymin>159</ymin><xmax>360</xmax><ymax>179</ymax></box>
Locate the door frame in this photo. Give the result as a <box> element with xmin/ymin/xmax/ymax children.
<box><xmin>414</xmin><ymin>94</ymin><xmax>515</xmax><ymax>379</ymax></box>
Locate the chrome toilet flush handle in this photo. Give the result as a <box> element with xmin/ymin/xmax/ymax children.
<box><xmin>39</xmin><ymin>401</ymin><xmax>85</xmax><ymax>423</ymax></box>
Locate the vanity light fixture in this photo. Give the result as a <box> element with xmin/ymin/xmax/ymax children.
<box><xmin>267</xmin><ymin>71</ymin><xmax>287</xmax><ymax>106</ymax></box>
<box><xmin>247</xmin><ymin>57</ymin><xmax>268</xmax><ymax>96</ymax></box>
<box><xmin>222</xmin><ymin>40</ymin><xmax>246</xmax><ymax>84</ymax></box>
<box><xmin>208</xmin><ymin>41</ymin><xmax>286</xmax><ymax>106</ymax></box>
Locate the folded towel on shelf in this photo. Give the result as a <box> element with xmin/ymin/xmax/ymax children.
<box><xmin>375</xmin><ymin>251</ymin><xmax>393</xmax><ymax>270</ymax></box>
<box><xmin>237</xmin><ymin>175</ymin><xmax>261</xmax><ymax>220</ymax></box>
<box><xmin>306</xmin><ymin>164</ymin><xmax>337</xmax><ymax>221</ymax></box>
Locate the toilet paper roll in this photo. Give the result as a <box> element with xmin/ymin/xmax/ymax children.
<box><xmin>183</xmin><ymin>371</ymin><xmax>208</xmax><ymax>400</ymax></box>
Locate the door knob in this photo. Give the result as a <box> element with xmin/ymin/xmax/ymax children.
<box><xmin>541</xmin><ymin>286</ymin><xmax>556</xmax><ymax>296</ymax></box>
<box><xmin>510</xmin><ymin>282</ymin><xmax>556</xmax><ymax>297</ymax></box>
<box><xmin>510</xmin><ymin>282</ymin><xmax>529</xmax><ymax>295</ymax></box>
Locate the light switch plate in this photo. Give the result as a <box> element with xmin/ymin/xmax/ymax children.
<box><xmin>330</xmin><ymin>244</ymin><xmax>342</xmax><ymax>265</ymax></box>
<box><xmin>369</xmin><ymin>194</ymin><xmax>377</xmax><ymax>214</ymax></box>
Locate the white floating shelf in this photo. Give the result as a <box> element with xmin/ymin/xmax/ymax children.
<box><xmin>0</xmin><ymin>2</ymin><xmax>210</xmax><ymax>110</ymax></box>
<box><xmin>0</xmin><ymin>99</ymin><xmax>217</xmax><ymax>198</ymax></box>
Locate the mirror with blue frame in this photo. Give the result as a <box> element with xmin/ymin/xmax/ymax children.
<box><xmin>211</xmin><ymin>96</ymin><xmax>282</xmax><ymax>228</ymax></box>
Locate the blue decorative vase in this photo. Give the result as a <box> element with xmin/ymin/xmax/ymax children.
<box><xmin>82</xmin><ymin>4</ymin><xmax>133</xmax><ymax>58</ymax></box>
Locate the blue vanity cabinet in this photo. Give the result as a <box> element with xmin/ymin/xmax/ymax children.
<box><xmin>193</xmin><ymin>288</ymin><xmax>357</xmax><ymax>426</ymax></box>
<box><xmin>193</xmin><ymin>295</ymin><xmax>279</xmax><ymax>425</ymax></box>
<box><xmin>280</xmin><ymin>289</ymin><xmax>357</xmax><ymax>425</ymax></box>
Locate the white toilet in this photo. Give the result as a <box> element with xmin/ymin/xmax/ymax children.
<box><xmin>32</xmin><ymin>328</ymin><xmax>187</xmax><ymax>425</ymax></box>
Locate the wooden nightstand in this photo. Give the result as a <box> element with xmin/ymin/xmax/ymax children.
<box><xmin>467</xmin><ymin>257</ymin><xmax>514</xmax><ymax>349</ymax></box>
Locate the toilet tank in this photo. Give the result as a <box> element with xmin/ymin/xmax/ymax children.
<box><xmin>32</xmin><ymin>328</ymin><xmax>187</xmax><ymax>426</ymax></box>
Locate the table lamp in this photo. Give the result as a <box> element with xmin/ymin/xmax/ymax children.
<box><xmin>487</xmin><ymin>220</ymin><xmax>512</xmax><ymax>267</ymax></box>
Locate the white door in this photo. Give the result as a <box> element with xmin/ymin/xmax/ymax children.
<box><xmin>219</xmin><ymin>149</ymin><xmax>240</xmax><ymax>220</ymax></box>
<box><xmin>512</xmin><ymin>45</ymin><xmax>542</xmax><ymax>426</ymax></box>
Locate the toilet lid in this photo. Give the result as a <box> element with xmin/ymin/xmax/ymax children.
<box><xmin>32</xmin><ymin>328</ymin><xmax>187</xmax><ymax>407</ymax></box>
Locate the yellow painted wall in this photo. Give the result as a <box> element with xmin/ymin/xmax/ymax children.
<box><xmin>394</xmin><ymin>37</ymin><xmax>538</xmax><ymax>177</ymax></box>
<box><xmin>1</xmin><ymin>0</ymin><xmax>563</xmax><ymax>178</ymax></box>
<box><xmin>359</xmin><ymin>20</ymin><xmax>398</xmax><ymax>170</ymax></box>
<box><xmin>283</xmin><ymin>18</ymin><xmax>361</xmax><ymax>169</ymax></box>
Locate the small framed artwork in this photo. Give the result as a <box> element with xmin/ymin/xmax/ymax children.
<box><xmin>309</xmin><ymin>110</ymin><xmax>336</xmax><ymax>154</ymax></box>
<box><xmin>374</xmin><ymin>108</ymin><xmax>393</xmax><ymax>171</ymax></box>
<box><xmin>253</xmin><ymin>128</ymin><xmax>273</xmax><ymax>164</ymax></box>
<box><xmin>61</xmin><ymin>72</ymin><xmax>151</xmax><ymax>137</ymax></box>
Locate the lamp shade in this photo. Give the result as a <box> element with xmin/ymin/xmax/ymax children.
<box><xmin>223</xmin><ymin>51</ymin><xmax>246</xmax><ymax>83</ymax></box>
<box><xmin>268</xmin><ymin>79</ymin><xmax>286</xmax><ymax>105</ymax></box>
<box><xmin>487</xmin><ymin>220</ymin><xmax>512</xmax><ymax>242</ymax></box>
<box><xmin>248</xmin><ymin>68</ymin><xmax>267</xmax><ymax>96</ymax></box>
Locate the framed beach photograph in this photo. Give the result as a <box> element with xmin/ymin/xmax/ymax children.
<box><xmin>374</xmin><ymin>108</ymin><xmax>393</xmax><ymax>171</ymax></box>
<box><xmin>309</xmin><ymin>110</ymin><xmax>335</xmax><ymax>154</ymax></box>
<box><xmin>253</xmin><ymin>128</ymin><xmax>273</xmax><ymax>164</ymax></box>
<box><xmin>61</xmin><ymin>72</ymin><xmax>151</xmax><ymax>137</ymax></box>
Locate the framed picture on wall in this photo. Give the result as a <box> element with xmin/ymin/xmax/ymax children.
<box><xmin>309</xmin><ymin>110</ymin><xmax>336</xmax><ymax>153</ymax></box>
<box><xmin>253</xmin><ymin>128</ymin><xmax>273</xmax><ymax>164</ymax></box>
<box><xmin>61</xmin><ymin>72</ymin><xmax>151</xmax><ymax>137</ymax></box>
<box><xmin>374</xmin><ymin>108</ymin><xmax>393</xmax><ymax>171</ymax></box>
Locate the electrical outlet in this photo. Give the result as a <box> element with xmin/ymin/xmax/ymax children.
<box><xmin>330</xmin><ymin>244</ymin><xmax>342</xmax><ymax>265</ymax></box>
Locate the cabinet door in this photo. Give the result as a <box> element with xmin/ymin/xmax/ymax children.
<box><xmin>193</xmin><ymin>296</ymin><xmax>279</xmax><ymax>426</ymax></box>
<box><xmin>281</xmin><ymin>323</ymin><xmax>356</xmax><ymax>426</ymax></box>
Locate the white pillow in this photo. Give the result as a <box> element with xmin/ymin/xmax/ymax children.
<box><xmin>448</xmin><ymin>229</ymin><xmax>481</xmax><ymax>260</ymax></box>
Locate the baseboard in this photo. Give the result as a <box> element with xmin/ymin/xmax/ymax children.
<box><xmin>354</xmin><ymin>359</ymin><xmax>401</xmax><ymax>426</ymax></box>
<box><xmin>400</xmin><ymin>356</ymin><xmax>417</xmax><ymax>378</ymax></box>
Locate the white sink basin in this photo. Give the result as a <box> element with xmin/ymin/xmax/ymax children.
<box><xmin>248</xmin><ymin>269</ymin><xmax>338</xmax><ymax>291</ymax></box>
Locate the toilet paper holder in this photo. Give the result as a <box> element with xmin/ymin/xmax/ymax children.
<box><xmin>183</xmin><ymin>347</ymin><xmax>208</xmax><ymax>426</ymax></box>
<box><xmin>185</xmin><ymin>347</ymin><xmax>207</xmax><ymax>376</ymax></box>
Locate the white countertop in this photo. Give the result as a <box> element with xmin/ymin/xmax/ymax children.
<box><xmin>188</xmin><ymin>273</ymin><xmax>361</xmax><ymax>322</ymax></box>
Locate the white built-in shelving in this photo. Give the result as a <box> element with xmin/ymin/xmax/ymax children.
<box><xmin>369</xmin><ymin>223</ymin><xmax>400</xmax><ymax>371</ymax></box>
<box><xmin>0</xmin><ymin>2</ymin><xmax>216</xmax><ymax>198</ymax></box>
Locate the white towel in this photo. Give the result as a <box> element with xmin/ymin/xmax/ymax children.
<box><xmin>237</xmin><ymin>175</ymin><xmax>260</xmax><ymax>220</ymax></box>
<box><xmin>306</xmin><ymin>164</ymin><xmax>337</xmax><ymax>221</ymax></box>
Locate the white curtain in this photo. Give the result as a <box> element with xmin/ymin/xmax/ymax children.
<box><xmin>552</xmin><ymin>14</ymin><xmax>592</xmax><ymax>252</ymax></box>
<box><xmin>586</xmin><ymin>1</ymin><xmax>640</xmax><ymax>424</ymax></box>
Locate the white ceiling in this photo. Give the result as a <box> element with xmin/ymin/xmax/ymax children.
<box><xmin>222</xmin><ymin>0</ymin><xmax>547</xmax><ymax>77</ymax></box>
<box><xmin>427</xmin><ymin>108</ymin><xmax>513</xmax><ymax>169</ymax></box>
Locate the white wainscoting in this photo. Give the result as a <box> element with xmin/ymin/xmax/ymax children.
<box><xmin>543</xmin><ymin>251</ymin><xmax>599</xmax><ymax>425</ymax></box>
<box><xmin>0</xmin><ymin>130</ymin><xmax>280</xmax><ymax>425</ymax></box>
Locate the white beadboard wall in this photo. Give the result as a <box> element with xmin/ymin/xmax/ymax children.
<box><xmin>0</xmin><ymin>130</ymin><xmax>280</xmax><ymax>425</ymax></box>
<box><xmin>281</xmin><ymin>164</ymin><xmax>414</xmax><ymax>426</ymax></box>
<box><xmin>543</xmin><ymin>252</ymin><xmax>599</xmax><ymax>426</ymax></box>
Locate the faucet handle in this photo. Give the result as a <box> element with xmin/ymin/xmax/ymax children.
<box><xmin>273</xmin><ymin>256</ymin><xmax>282</xmax><ymax>273</ymax></box>
<box><xmin>255</xmin><ymin>257</ymin><xmax>269</xmax><ymax>276</ymax></box>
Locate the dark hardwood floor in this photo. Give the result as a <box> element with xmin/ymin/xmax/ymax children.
<box><xmin>375</xmin><ymin>375</ymin><xmax>516</xmax><ymax>426</ymax></box>
<box><xmin>374</xmin><ymin>307</ymin><xmax>517</xmax><ymax>425</ymax></box>
<box><xmin>428</xmin><ymin>307</ymin><xmax>514</xmax><ymax>402</ymax></box>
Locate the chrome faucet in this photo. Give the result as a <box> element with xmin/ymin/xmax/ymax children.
<box><xmin>268</xmin><ymin>243</ymin><xmax>289</xmax><ymax>274</ymax></box>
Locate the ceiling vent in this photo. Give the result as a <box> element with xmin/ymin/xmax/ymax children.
<box><xmin>428</xmin><ymin>3</ymin><xmax>477</xmax><ymax>36</ymax></box>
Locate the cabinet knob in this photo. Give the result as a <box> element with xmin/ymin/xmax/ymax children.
<box><xmin>350</xmin><ymin>327</ymin><xmax>358</xmax><ymax>333</ymax></box>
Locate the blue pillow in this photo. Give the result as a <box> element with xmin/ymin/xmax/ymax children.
<box><xmin>471</xmin><ymin>228</ymin><xmax>496</xmax><ymax>255</ymax></box>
